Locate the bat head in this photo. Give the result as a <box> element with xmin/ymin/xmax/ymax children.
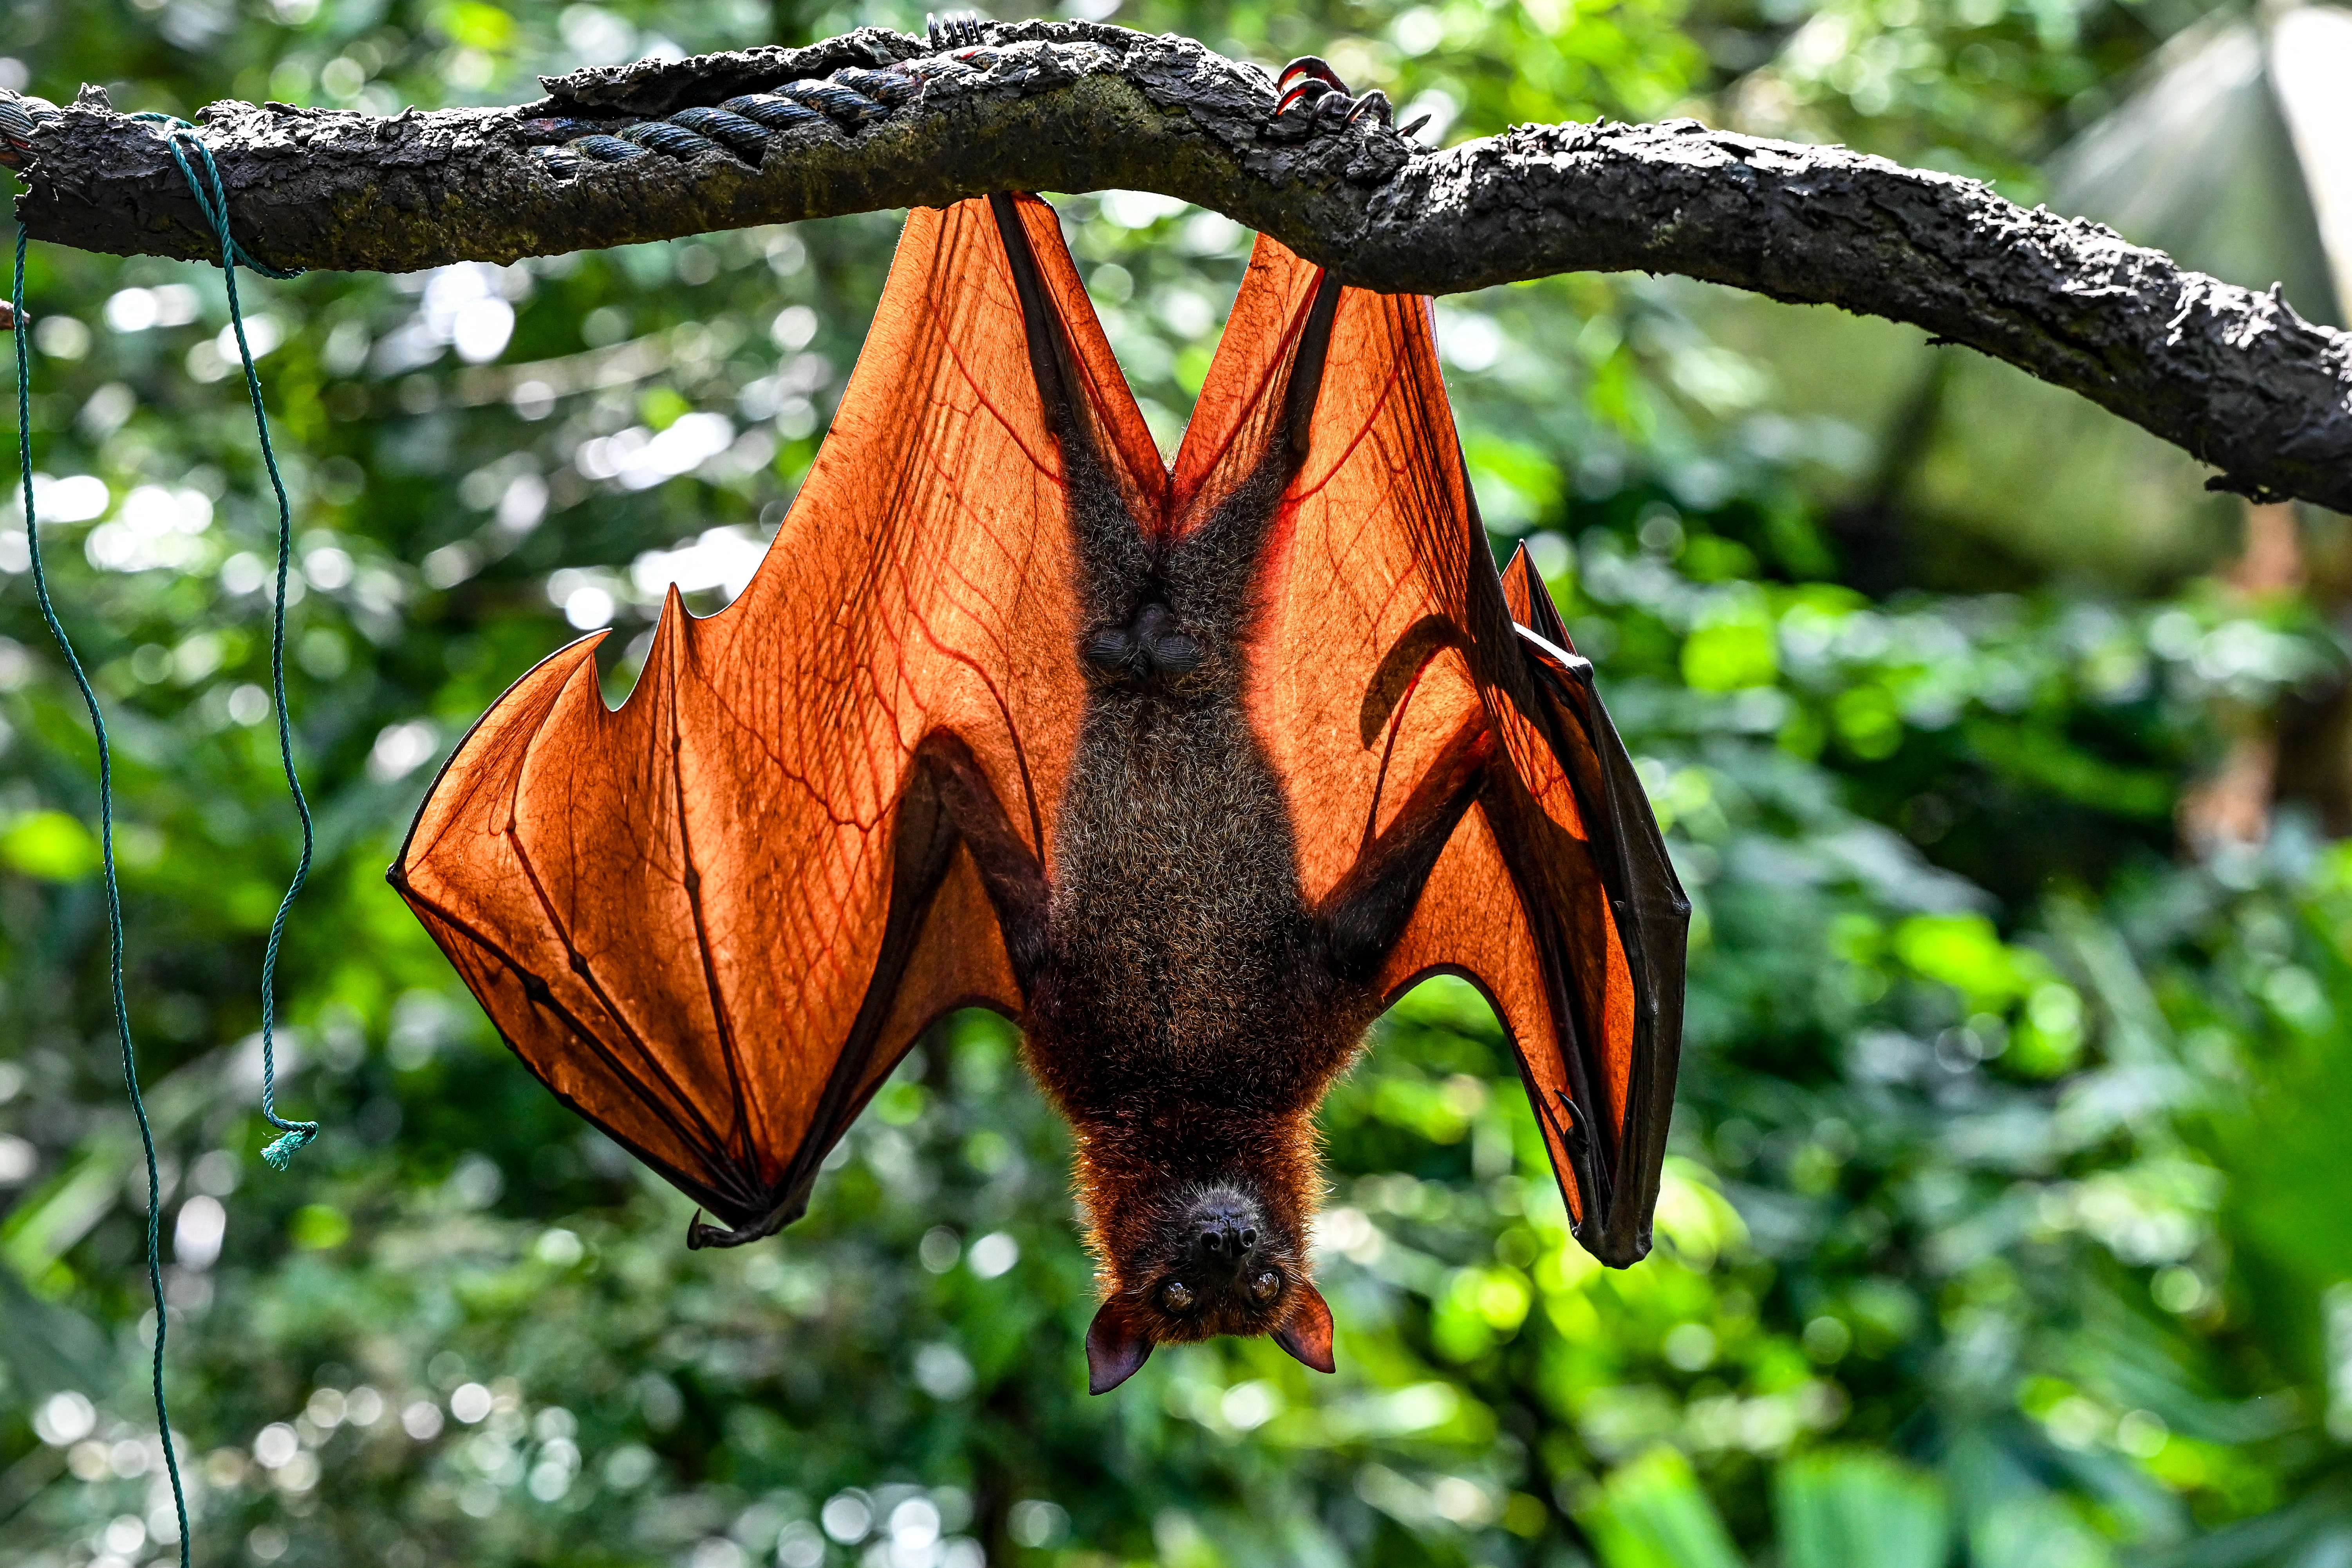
<box><xmin>1083</xmin><ymin>1181</ymin><xmax>1336</xmax><ymax>1395</ymax></box>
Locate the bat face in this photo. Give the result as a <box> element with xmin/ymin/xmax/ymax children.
<box><xmin>1049</xmin><ymin>1073</ymin><xmax>1343</xmax><ymax>1390</ymax></box>
<box><xmin>1118</xmin><ymin>1185</ymin><xmax>1299</xmax><ymax>1336</ymax></box>
<box><xmin>391</xmin><ymin>195</ymin><xmax>1687</xmax><ymax>1398</ymax></box>
<box><xmin>1083</xmin><ymin>1180</ymin><xmax>1337</xmax><ymax>1394</ymax></box>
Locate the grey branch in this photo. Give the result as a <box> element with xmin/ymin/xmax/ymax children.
<box><xmin>7</xmin><ymin>17</ymin><xmax>2349</xmax><ymax>512</ymax></box>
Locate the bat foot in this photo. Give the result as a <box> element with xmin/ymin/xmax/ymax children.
<box><xmin>1267</xmin><ymin>56</ymin><xmax>1417</xmax><ymax>141</ymax></box>
<box><xmin>927</xmin><ymin>11</ymin><xmax>989</xmax><ymax>50</ymax></box>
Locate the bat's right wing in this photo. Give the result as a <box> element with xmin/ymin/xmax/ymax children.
<box><xmin>392</xmin><ymin>198</ymin><xmax>1158</xmax><ymax>1245</ymax></box>
<box><xmin>1173</xmin><ymin>235</ymin><xmax>1689</xmax><ymax>1266</ymax></box>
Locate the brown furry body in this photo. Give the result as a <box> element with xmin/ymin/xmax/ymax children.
<box><xmin>1017</xmin><ymin>464</ymin><xmax>1382</xmax><ymax>1345</ymax></box>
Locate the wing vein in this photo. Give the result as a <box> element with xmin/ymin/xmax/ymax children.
<box><xmin>400</xmin><ymin>881</ymin><xmax>761</xmax><ymax>1210</ymax></box>
<box><xmin>501</xmin><ymin>822</ymin><xmax>741</xmax><ymax>1167</ymax></box>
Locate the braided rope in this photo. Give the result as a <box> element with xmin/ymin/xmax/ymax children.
<box><xmin>0</xmin><ymin>92</ymin><xmax>57</xmax><ymax>170</ymax></box>
<box><xmin>523</xmin><ymin>55</ymin><xmax>971</xmax><ymax>179</ymax></box>
<box><xmin>2</xmin><ymin>28</ymin><xmax>990</xmax><ymax>188</ymax></box>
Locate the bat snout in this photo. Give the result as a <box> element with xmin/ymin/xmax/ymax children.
<box><xmin>1086</xmin><ymin>1172</ymin><xmax>1335</xmax><ymax>1386</ymax></box>
<box><xmin>1183</xmin><ymin>1187</ymin><xmax>1259</xmax><ymax>1254</ymax></box>
<box><xmin>1193</xmin><ymin>1217</ymin><xmax>1258</xmax><ymax>1269</ymax></box>
<box><xmin>1115</xmin><ymin>1181</ymin><xmax>1297</xmax><ymax>1334</ymax></box>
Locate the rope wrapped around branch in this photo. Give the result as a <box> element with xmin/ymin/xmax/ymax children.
<box><xmin>522</xmin><ymin>48</ymin><xmax>971</xmax><ymax>176</ymax></box>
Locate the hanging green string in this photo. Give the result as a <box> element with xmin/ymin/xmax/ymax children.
<box><xmin>134</xmin><ymin>115</ymin><xmax>318</xmax><ymax>1167</ymax></box>
<box><xmin>10</xmin><ymin>116</ymin><xmax>327</xmax><ymax>1568</ymax></box>
<box><xmin>13</xmin><ymin>226</ymin><xmax>193</xmax><ymax>1568</ymax></box>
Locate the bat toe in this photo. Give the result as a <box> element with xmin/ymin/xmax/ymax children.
<box><xmin>1267</xmin><ymin>55</ymin><xmax>1399</xmax><ymax>135</ymax></box>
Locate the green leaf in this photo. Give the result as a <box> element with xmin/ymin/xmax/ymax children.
<box><xmin>1682</xmin><ymin>622</ymin><xmax>1778</xmax><ymax>691</ymax></box>
<box><xmin>429</xmin><ymin>1</ymin><xmax>516</xmax><ymax>50</ymax></box>
<box><xmin>1776</xmin><ymin>1450</ymin><xmax>1951</xmax><ymax>1568</ymax></box>
<box><xmin>289</xmin><ymin>1203</ymin><xmax>352</xmax><ymax>1250</ymax></box>
<box><xmin>0</xmin><ymin>1255</ymin><xmax>111</xmax><ymax>1398</ymax></box>
<box><xmin>1891</xmin><ymin>914</ymin><xmax>2041</xmax><ymax>1007</ymax></box>
<box><xmin>1583</xmin><ymin>1447</ymin><xmax>1747</xmax><ymax>1568</ymax></box>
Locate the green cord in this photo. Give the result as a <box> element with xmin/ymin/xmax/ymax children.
<box><xmin>6</xmin><ymin>119</ymin><xmax>320</xmax><ymax>1567</ymax></box>
<box><xmin>137</xmin><ymin>116</ymin><xmax>318</xmax><ymax>1167</ymax></box>
<box><xmin>14</xmin><ymin>225</ymin><xmax>193</xmax><ymax>1567</ymax></box>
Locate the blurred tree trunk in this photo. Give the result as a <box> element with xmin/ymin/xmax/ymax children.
<box><xmin>2181</xmin><ymin>501</ymin><xmax>2352</xmax><ymax>851</ymax></box>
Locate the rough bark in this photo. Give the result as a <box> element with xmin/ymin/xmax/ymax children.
<box><xmin>6</xmin><ymin>17</ymin><xmax>2349</xmax><ymax>512</ymax></box>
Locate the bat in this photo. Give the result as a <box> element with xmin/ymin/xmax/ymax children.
<box><xmin>389</xmin><ymin>193</ymin><xmax>1688</xmax><ymax>1394</ymax></box>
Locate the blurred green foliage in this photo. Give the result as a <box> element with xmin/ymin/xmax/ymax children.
<box><xmin>3</xmin><ymin>1</ymin><xmax>2349</xmax><ymax>1566</ymax></box>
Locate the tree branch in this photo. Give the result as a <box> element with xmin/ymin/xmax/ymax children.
<box><xmin>7</xmin><ymin>17</ymin><xmax>2349</xmax><ymax>513</ymax></box>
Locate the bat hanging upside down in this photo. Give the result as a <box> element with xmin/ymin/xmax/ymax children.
<box><xmin>390</xmin><ymin>190</ymin><xmax>1688</xmax><ymax>1394</ymax></box>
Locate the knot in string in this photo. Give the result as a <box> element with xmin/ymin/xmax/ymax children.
<box><xmin>130</xmin><ymin>114</ymin><xmax>302</xmax><ymax>280</ymax></box>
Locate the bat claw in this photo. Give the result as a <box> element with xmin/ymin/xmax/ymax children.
<box><xmin>1276</xmin><ymin>55</ymin><xmax>1346</xmax><ymax>93</ymax></box>
<box><xmin>1551</xmin><ymin>1090</ymin><xmax>1616</xmax><ymax>1246</ymax></box>
<box><xmin>686</xmin><ymin>1209</ymin><xmax>775</xmax><ymax>1248</ymax></box>
<box><xmin>927</xmin><ymin>10</ymin><xmax>987</xmax><ymax>50</ymax></box>
<box><xmin>1266</xmin><ymin>56</ymin><xmax>1405</xmax><ymax>139</ymax></box>
<box><xmin>1274</xmin><ymin>78</ymin><xmax>1333</xmax><ymax>118</ymax></box>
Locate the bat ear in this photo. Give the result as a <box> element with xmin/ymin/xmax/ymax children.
<box><xmin>1085</xmin><ymin>1299</ymin><xmax>1155</xmax><ymax>1395</ymax></box>
<box><xmin>1271</xmin><ymin>1279</ymin><xmax>1337</xmax><ymax>1374</ymax></box>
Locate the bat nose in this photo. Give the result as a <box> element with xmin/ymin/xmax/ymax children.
<box><xmin>1197</xmin><ymin>1221</ymin><xmax>1256</xmax><ymax>1254</ymax></box>
<box><xmin>1195</xmin><ymin>1220</ymin><xmax>1257</xmax><ymax>1270</ymax></box>
<box><xmin>1184</xmin><ymin>1188</ymin><xmax>1264</xmax><ymax>1276</ymax></box>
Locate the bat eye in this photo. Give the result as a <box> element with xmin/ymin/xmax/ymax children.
<box><xmin>1250</xmin><ymin>1269</ymin><xmax>1281</xmax><ymax>1303</ymax></box>
<box><xmin>1161</xmin><ymin>1280</ymin><xmax>1198</xmax><ymax>1313</ymax></box>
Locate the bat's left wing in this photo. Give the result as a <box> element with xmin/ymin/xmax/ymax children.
<box><xmin>1172</xmin><ymin>237</ymin><xmax>1689</xmax><ymax>1265</ymax></box>
<box><xmin>391</xmin><ymin>198</ymin><xmax>1158</xmax><ymax>1246</ymax></box>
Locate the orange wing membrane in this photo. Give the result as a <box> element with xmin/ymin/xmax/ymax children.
<box><xmin>1175</xmin><ymin>235</ymin><xmax>1689</xmax><ymax>1265</ymax></box>
<box><xmin>391</xmin><ymin>199</ymin><xmax>1154</xmax><ymax>1245</ymax></box>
